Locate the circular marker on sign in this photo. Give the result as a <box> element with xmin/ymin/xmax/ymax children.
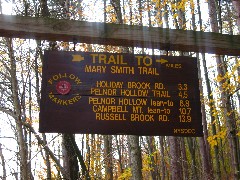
<box><xmin>56</xmin><ymin>81</ymin><xmax>71</xmax><ymax>95</ymax></box>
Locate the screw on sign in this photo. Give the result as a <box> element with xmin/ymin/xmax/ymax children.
<box><xmin>56</xmin><ymin>81</ymin><xmax>71</xmax><ymax>95</ymax></box>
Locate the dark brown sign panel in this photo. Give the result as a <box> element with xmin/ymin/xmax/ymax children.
<box><xmin>39</xmin><ymin>51</ymin><xmax>203</xmax><ymax>136</ymax></box>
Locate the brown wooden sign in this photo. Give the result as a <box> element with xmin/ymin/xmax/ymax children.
<box><xmin>39</xmin><ymin>51</ymin><xmax>203</xmax><ymax>136</ymax></box>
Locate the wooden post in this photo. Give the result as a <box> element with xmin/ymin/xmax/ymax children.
<box><xmin>0</xmin><ymin>14</ymin><xmax>239</xmax><ymax>56</ymax></box>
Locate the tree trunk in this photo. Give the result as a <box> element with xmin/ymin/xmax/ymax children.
<box><xmin>195</xmin><ymin>2</ymin><xmax>214</xmax><ymax>178</ymax></box>
<box><xmin>196</xmin><ymin>52</ymin><xmax>213</xmax><ymax>179</ymax></box>
<box><xmin>180</xmin><ymin>138</ymin><xmax>189</xmax><ymax>180</ymax></box>
<box><xmin>159</xmin><ymin>136</ymin><xmax>167</xmax><ymax>180</ymax></box>
<box><xmin>146</xmin><ymin>136</ymin><xmax>160</xmax><ymax>180</ymax></box>
<box><xmin>0</xmin><ymin>0</ymin><xmax>2</xmax><ymax>14</ymax></box>
<box><xmin>202</xmin><ymin>53</ymin><xmax>221</xmax><ymax>180</ymax></box>
<box><xmin>200</xmin><ymin>5</ymin><xmax>222</xmax><ymax>174</ymax></box>
<box><xmin>215</xmin><ymin>56</ymin><xmax>240</xmax><ymax>180</ymax></box>
<box><xmin>169</xmin><ymin>136</ymin><xmax>182</xmax><ymax>180</ymax></box>
<box><xmin>115</xmin><ymin>135</ymin><xmax>124</xmax><ymax>174</ymax></box>
<box><xmin>128</xmin><ymin>135</ymin><xmax>143</xmax><ymax>180</ymax></box>
<box><xmin>208</xmin><ymin>0</ymin><xmax>219</xmax><ymax>33</ymax></box>
<box><xmin>0</xmin><ymin>143</ymin><xmax>6</xmax><ymax>180</ymax></box>
<box><xmin>104</xmin><ymin>135</ymin><xmax>113</xmax><ymax>180</ymax></box>
<box><xmin>62</xmin><ymin>134</ymin><xmax>79</xmax><ymax>180</ymax></box>
<box><xmin>7</xmin><ymin>38</ymin><xmax>31</xmax><ymax>180</ymax></box>
<box><xmin>233</xmin><ymin>0</ymin><xmax>240</xmax><ymax>31</ymax></box>
<box><xmin>110</xmin><ymin>0</ymin><xmax>123</xmax><ymax>24</ymax></box>
<box><xmin>208</xmin><ymin>0</ymin><xmax>240</xmax><ymax>178</ymax></box>
<box><xmin>186</xmin><ymin>138</ymin><xmax>198</xmax><ymax>179</ymax></box>
<box><xmin>42</xmin><ymin>133</ymin><xmax>51</xmax><ymax>179</ymax></box>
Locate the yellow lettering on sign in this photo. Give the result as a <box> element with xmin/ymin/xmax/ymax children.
<box><xmin>91</xmin><ymin>88</ymin><xmax>117</xmax><ymax>96</ymax></box>
<box><xmin>90</xmin><ymin>54</ymin><xmax>127</xmax><ymax>65</ymax></box>
<box><xmin>130</xmin><ymin>114</ymin><xmax>154</xmax><ymax>122</ymax></box>
<box><xmin>152</xmin><ymin>90</ymin><xmax>171</xmax><ymax>97</ymax></box>
<box><xmin>173</xmin><ymin>129</ymin><xmax>195</xmax><ymax>134</ymax></box>
<box><xmin>158</xmin><ymin>115</ymin><xmax>169</xmax><ymax>121</ymax></box>
<box><xmin>138</xmin><ymin>67</ymin><xmax>159</xmax><ymax>75</ymax></box>
<box><xmin>132</xmin><ymin>106</ymin><xmax>143</xmax><ymax>113</ymax></box>
<box><xmin>90</xmin><ymin>54</ymin><xmax>98</xmax><ymax>63</ymax></box>
<box><xmin>127</xmin><ymin>82</ymin><xmax>150</xmax><ymax>89</ymax></box>
<box><xmin>48</xmin><ymin>73</ymin><xmax>81</xmax><ymax>85</ymax></box>
<box><xmin>85</xmin><ymin>65</ymin><xmax>106</xmax><ymax>73</ymax></box>
<box><xmin>147</xmin><ymin>107</ymin><xmax>162</xmax><ymax>114</ymax></box>
<box><xmin>118</xmin><ymin>98</ymin><xmax>147</xmax><ymax>106</ymax></box>
<box><xmin>111</xmin><ymin>66</ymin><xmax>134</xmax><ymax>74</ymax></box>
<box><xmin>48</xmin><ymin>73</ymin><xmax>67</xmax><ymax>84</ymax></box>
<box><xmin>89</xmin><ymin>97</ymin><xmax>116</xmax><ymax>105</ymax></box>
<box><xmin>69</xmin><ymin>74</ymin><xmax>81</xmax><ymax>84</ymax></box>
<box><xmin>135</xmin><ymin>56</ymin><xmax>153</xmax><ymax>66</ymax></box>
<box><xmin>48</xmin><ymin>92</ymin><xmax>81</xmax><ymax>106</ymax></box>
<box><xmin>166</xmin><ymin>64</ymin><xmax>182</xmax><ymax>68</ymax></box>
<box><xmin>99</xmin><ymin>54</ymin><xmax>107</xmax><ymax>63</ymax></box>
<box><xmin>93</xmin><ymin>105</ymin><xmax>128</xmax><ymax>113</ymax></box>
<box><xmin>120</xmin><ymin>89</ymin><xmax>149</xmax><ymax>97</ymax></box>
<box><xmin>96</xmin><ymin>81</ymin><xmax>123</xmax><ymax>88</ymax></box>
<box><xmin>148</xmin><ymin>107</ymin><xmax>171</xmax><ymax>114</ymax></box>
<box><xmin>179</xmin><ymin>115</ymin><xmax>192</xmax><ymax>122</ymax></box>
<box><xmin>154</xmin><ymin>83</ymin><xmax>165</xmax><ymax>89</ymax></box>
<box><xmin>150</xmin><ymin>99</ymin><xmax>174</xmax><ymax>107</ymax></box>
<box><xmin>96</xmin><ymin>113</ymin><xmax>126</xmax><ymax>120</ymax></box>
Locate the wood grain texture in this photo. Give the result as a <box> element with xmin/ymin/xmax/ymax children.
<box><xmin>0</xmin><ymin>14</ymin><xmax>239</xmax><ymax>56</ymax></box>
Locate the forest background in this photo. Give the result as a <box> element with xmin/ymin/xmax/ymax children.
<box><xmin>0</xmin><ymin>0</ymin><xmax>239</xmax><ymax>179</ymax></box>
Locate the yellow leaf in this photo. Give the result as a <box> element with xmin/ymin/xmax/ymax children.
<box><xmin>215</xmin><ymin>74</ymin><xmax>224</xmax><ymax>82</ymax></box>
<box><xmin>207</xmin><ymin>135</ymin><xmax>218</xmax><ymax>147</ymax></box>
<box><xmin>173</xmin><ymin>13</ymin><xmax>178</xmax><ymax>19</ymax></box>
<box><xmin>218</xmin><ymin>130</ymin><xmax>226</xmax><ymax>139</ymax></box>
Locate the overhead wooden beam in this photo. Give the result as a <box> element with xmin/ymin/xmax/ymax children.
<box><xmin>0</xmin><ymin>14</ymin><xmax>239</xmax><ymax>56</ymax></box>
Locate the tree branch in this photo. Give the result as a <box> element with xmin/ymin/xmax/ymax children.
<box><xmin>22</xmin><ymin>122</ymin><xmax>68</xmax><ymax>179</ymax></box>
